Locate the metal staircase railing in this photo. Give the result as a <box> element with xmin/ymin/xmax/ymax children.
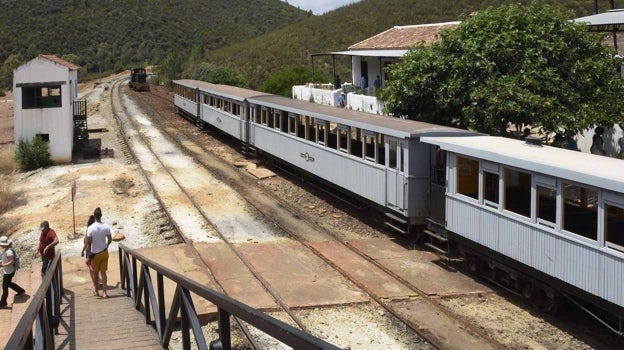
<box><xmin>118</xmin><ymin>244</ymin><xmax>340</xmax><ymax>350</ymax></box>
<box><xmin>5</xmin><ymin>253</ymin><xmax>64</xmax><ymax>350</ymax></box>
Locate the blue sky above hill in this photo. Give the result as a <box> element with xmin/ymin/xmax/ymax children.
<box><xmin>284</xmin><ymin>0</ymin><xmax>360</xmax><ymax>15</ymax></box>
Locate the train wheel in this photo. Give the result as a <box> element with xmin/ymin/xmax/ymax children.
<box><xmin>531</xmin><ymin>287</ymin><xmax>559</xmax><ymax>313</ymax></box>
<box><xmin>467</xmin><ymin>256</ymin><xmax>482</xmax><ymax>273</ymax></box>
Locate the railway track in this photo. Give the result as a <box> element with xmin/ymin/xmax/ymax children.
<box><xmin>115</xmin><ymin>83</ymin><xmax>515</xmax><ymax>350</ymax></box>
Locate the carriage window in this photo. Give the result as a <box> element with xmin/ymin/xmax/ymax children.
<box><xmin>316</xmin><ymin>121</ymin><xmax>326</xmax><ymax>146</ymax></box>
<box><xmin>537</xmin><ymin>185</ymin><xmax>556</xmax><ymax>226</ymax></box>
<box><xmin>338</xmin><ymin>126</ymin><xmax>349</xmax><ymax>153</ymax></box>
<box><xmin>389</xmin><ymin>140</ymin><xmax>398</xmax><ymax>169</ymax></box>
<box><xmin>306</xmin><ymin>117</ymin><xmax>316</xmax><ymax>142</ymax></box>
<box><xmin>274</xmin><ymin>111</ymin><xmax>282</xmax><ymax>130</ymax></box>
<box><xmin>328</xmin><ymin>122</ymin><xmax>338</xmax><ymax>149</ymax></box>
<box><xmin>364</xmin><ymin>132</ymin><xmax>376</xmax><ymax>162</ymax></box>
<box><xmin>456</xmin><ymin>156</ymin><xmax>478</xmax><ymax>200</ymax></box>
<box><xmin>605</xmin><ymin>203</ymin><xmax>624</xmax><ymax>250</ymax></box>
<box><xmin>351</xmin><ymin>127</ymin><xmax>362</xmax><ymax>158</ymax></box>
<box><xmin>288</xmin><ymin>114</ymin><xmax>296</xmax><ymax>135</ymax></box>
<box><xmin>260</xmin><ymin>108</ymin><xmax>268</xmax><ymax>125</ymax></box>
<box><xmin>483</xmin><ymin>171</ymin><xmax>499</xmax><ymax>207</ymax></box>
<box><xmin>562</xmin><ymin>182</ymin><xmax>598</xmax><ymax>240</ymax></box>
<box><xmin>504</xmin><ymin>168</ymin><xmax>531</xmax><ymax>217</ymax></box>
<box><xmin>377</xmin><ymin>134</ymin><xmax>385</xmax><ymax>165</ymax></box>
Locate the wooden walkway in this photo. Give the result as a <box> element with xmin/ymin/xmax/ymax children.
<box><xmin>0</xmin><ymin>253</ymin><xmax>163</xmax><ymax>349</ymax></box>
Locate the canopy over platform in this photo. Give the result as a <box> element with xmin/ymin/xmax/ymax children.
<box><xmin>574</xmin><ymin>9</ymin><xmax>624</xmax><ymax>31</ymax></box>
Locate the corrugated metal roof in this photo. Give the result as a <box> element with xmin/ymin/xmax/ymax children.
<box><xmin>39</xmin><ymin>54</ymin><xmax>80</xmax><ymax>71</ymax></box>
<box><xmin>348</xmin><ymin>22</ymin><xmax>460</xmax><ymax>50</ymax></box>
<box><xmin>574</xmin><ymin>9</ymin><xmax>624</xmax><ymax>26</ymax></box>
<box><xmin>421</xmin><ymin>135</ymin><xmax>624</xmax><ymax>194</ymax></box>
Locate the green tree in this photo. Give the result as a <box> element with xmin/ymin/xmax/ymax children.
<box><xmin>191</xmin><ymin>62</ymin><xmax>246</xmax><ymax>87</ymax></box>
<box><xmin>259</xmin><ymin>66</ymin><xmax>329</xmax><ymax>97</ymax></box>
<box><xmin>160</xmin><ymin>49</ymin><xmax>183</xmax><ymax>88</ymax></box>
<box><xmin>0</xmin><ymin>53</ymin><xmax>23</xmax><ymax>89</ymax></box>
<box><xmin>382</xmin><ymin>2</ymin><xmax>624</xmax><ymax>136</ymax></box>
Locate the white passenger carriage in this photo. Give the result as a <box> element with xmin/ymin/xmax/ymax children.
<box><xmin>172</xmin><ymin>79</ymin><xmax>476</xmax><ymax>232</ymax></box>
<box><xmin>422</xmin><ymin>135</ymin><xmax>624</xmax><ymax>329</ymax></box>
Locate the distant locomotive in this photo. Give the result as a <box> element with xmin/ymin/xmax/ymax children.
<box><xmin>172</xmin><ymin>79</ymin><xmax>624</xmax><ymax>336</ymax></box>
<box><xmin>129</xmin><ymin>67</ymin><xmax>149</xmax><ymax>91</ymax></box>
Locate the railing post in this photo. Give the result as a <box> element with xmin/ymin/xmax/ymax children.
<box><xmin>217</xmin><ymin>308</ymin><xmax>231</xmax><ymax>350</ymax></box>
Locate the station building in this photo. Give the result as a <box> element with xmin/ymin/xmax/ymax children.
<box><xmin>13</xmin><ymin>54</ymin><xmax>86</xmax><ymax>163</ymax></box>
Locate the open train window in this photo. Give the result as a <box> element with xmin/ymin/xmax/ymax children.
<box><xmin>503</xmin><ymin>168</ymin><xmax>531</xmax><ymax>218</ymax></box>
<box><xmin>456</xmin><ymin>156</ymin><xmax>478</xmax><ymax>200</ymax></box>
<box><xmin>562</xmin><ymin>182</ymin><xmax>598</xmax><ymax>241</ymax></box>
<box><xmin>350</xmin><ymin>127</ymin><xmax>362</xmax><ymax>158</ymax></box>
<box><xmin>605</xmin><ymin>202</ymin><xmax>624</xmax><ymax>251</ymax></box>
<box><xmin>327</xmin><ymin>122</ymin><xmax>338</xmax><ymax>149</ymax></box>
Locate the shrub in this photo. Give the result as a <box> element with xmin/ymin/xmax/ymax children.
<box><xmin>15</xmin><ymin>136</ymin><xmax>53</xmax><ymax>171</ymax></box>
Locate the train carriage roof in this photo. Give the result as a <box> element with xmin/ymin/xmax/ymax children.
<box><xmin>247</xmin><ymin>94</ymin><xmax>477</xmax><ymax>138</ymax></box>
<box><xmin>174</xmin><ymin>79</ymin><xmax>270</xmax><ymax>101</ymax></box>
<box><xmin>422</xmin><ymin>135</ymin><xmax>624</xmax><ymax>193</ymax></box>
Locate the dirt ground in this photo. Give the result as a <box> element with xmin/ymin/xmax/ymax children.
<box><xmin>1</xmin><ymin>79</ymin><xmax>622</xmax><ymax>349</ymax></box>
<box><xmin>0</xmin><ymin>79</ymin><xmax>175</xmax><ymax>270</ymax></box>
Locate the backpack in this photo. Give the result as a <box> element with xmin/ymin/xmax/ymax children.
<box><xmin>8</xmin><ymin>248</ymin><xmax>20</xmax><ymax>270</ymax></box>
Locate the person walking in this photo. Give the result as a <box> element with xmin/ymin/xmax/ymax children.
<box><xmin>81</xmin><ymin>215</ymin><xmax>97</xmax><ymax>290</ymax></box>
<box><xmin>0</xmin><ymin>236</ymin><xmax>25</xmax><ymax>308</ymax></box>
<box><xmin>37</xmin><ymin>220</ymin><xmax>59</xmax><ymax>277</ymax></box>
<box><xmin>85</xmin><ymin>208</ymin><xmax>112</xmax><ymax>298</ymax></box>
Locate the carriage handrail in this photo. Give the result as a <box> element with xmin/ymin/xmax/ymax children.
<box><xmin>5</xmin><ymin>252</ymin><xmax>64</xmax><ymax>350</ymax></box>
<box><xmin>118</xmin><ymin>243</ymin><xmax>340</xmax><ymax>350</ymax></box>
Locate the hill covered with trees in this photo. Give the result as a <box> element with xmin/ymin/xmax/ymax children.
<box><xmin>0</xmin><ymin>0</ymin><xmax>617</xmax><ymax>90</ymax></box>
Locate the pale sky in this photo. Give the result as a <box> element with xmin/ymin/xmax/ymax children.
<box><xmin>283</xmin><ymin>0</ymin><xmax>360</xmax><ymax>15</ymax></box>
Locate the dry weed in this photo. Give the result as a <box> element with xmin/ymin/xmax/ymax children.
<box><xmin>0</xmin><ymin>145</ymin><xmax>16</xmax><ymax>175</ymax></box>
<box><xmin>0</xmin><ymin>174</ymin><xmax>11</xmax><ymax>214</ymax></box>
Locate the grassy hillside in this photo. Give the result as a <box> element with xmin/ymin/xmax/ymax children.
<box><xmin>203</xmin><ymin>0</ymin><xmax>612</xmax><ymax>88</ymax></box>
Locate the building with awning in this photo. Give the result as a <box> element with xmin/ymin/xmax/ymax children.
<box><xmin>298</xmin><ymin>22</ymin><xmax>459</xmax><ymax>113</ymax></box>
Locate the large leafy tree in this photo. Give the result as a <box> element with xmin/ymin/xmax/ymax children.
<box><xmin>382</xmin><ymin>2</ymin><xmax>624</xmax><ymax>136</ymax></box>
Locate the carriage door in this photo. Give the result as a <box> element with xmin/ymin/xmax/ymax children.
<box><xmin>386</xmin><ymin>138</ymin><xmax>406</xmax><ymax>211</ymax></box>
<box><xmin>429</xmin><ymin>146</ymin><xmax>446</xmax><ymax>224</ymax></box>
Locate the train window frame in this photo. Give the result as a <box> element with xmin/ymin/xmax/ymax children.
<box><xmin>315</xmin><ymin>119</ymin><xmax>327</xmax><ymax>146</ymax></box>
<box><xmin>274</xmin><ymin>110</ymin><xmax>282</xmax><ymax>131</ymax></box>
<box><xmin>363</xmin><ymin>130</ymin><xmax>376</xmax><ymax>163</ymax></box>
<box><xmin>534</xmin><ymin>175</ymin><xmax>557</xmax><ymax>229</ymax></box>
<box><xmin>288</xmin><ymin>113</ymin><xmax>297</xmax><ymax>136</ymax></box>
<box><xmin>455</xmin><ymin>155</ymin><xmax>479</xmax><ymax>201</ymax></box>
<box><xmin>561</xmin><ymin>181</ymin><xmax>599</xmax><ymax>243</ymax></box>
<box><xmin>502</xmin><ymin>167</ymin><xmax>532</xmax><ymax>219</ymax></box>
<box><xmin>260</xmin><ymin>108</ymin><xmax>268</xmax><ymax>126</ymax></box>
<box><xmin>338</xmin><ymin>125</ymin><xmax>350</xmax><ymax>153</ymax></box>
<box><xmin>388</xmin><ymin>138</ymin><xmax>398</xmax><ymax>170</ymax></box>
<box><xmin>481</xmin><ymin>162</ymin><xmax>500</xmax><ymax>208</ymax></box>
<box><xmin>603</xmin><ymin>192</ymin><xmax>624</xmax><ymax>252</ymax></box>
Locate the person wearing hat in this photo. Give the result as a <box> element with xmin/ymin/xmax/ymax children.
<box><xmin>0</xmin><ymin>236</ymin><xmax>25</xmax><ymax>308</ymax></box>
<box><xmin>37</xmin><ymin>220</ymin><xmax>59</xmax><ymax>277</ymax></box>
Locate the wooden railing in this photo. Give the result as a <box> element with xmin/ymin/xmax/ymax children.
<box><xmin>118</xmin><ymin>244</ymin><xmax>340</xmax><ymax>350</ymax></box>
<box><xmin>5</xmin><ymin>253</ymin><xmax>64</xmax><ymax>349</ymax></box>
